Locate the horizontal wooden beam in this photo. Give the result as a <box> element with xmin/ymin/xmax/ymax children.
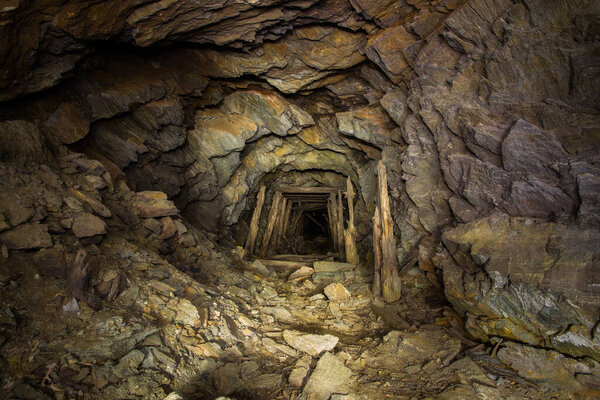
<box><xmin>277</xmin><ymin>186</ymin><xmax>345</xmax><ymax>194</ymax></box>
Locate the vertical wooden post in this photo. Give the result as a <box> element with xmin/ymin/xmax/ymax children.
<box><xmin>336</xmin><ymin>190</ymin><xmax>345</xmax><ymax>260</ymax></box>
<box><xmin>245</xmin><ymin>185</ymin><xmax>266</xmax><ymax>255</ymax></box>
<box><xmin>260</xmin><ymin>191</ymin><xmax>282</xmax><ymax>257</ymax></box>
<box><xmin>344</xmin><ymin>177</ymin><xmax>359</xmax><ymax>264</ymax></box>
<box><xmin>274</xmin><ymin>197</ymin><xmax>288</xmax><ymax>249</ymax></box>
<box><xmin>328</xmin><ymin>193</ymin><xmax>338</xmax><ymax>252</ymax></box>
<box><xmin>282</xmin><ymin>200</ymin><xmax>293</xmax><ymax>239</ymax></box>
<box><xmin>372</xmin><ymin>206</ymin><xmax>382</xmax><ymax>297</ymax></box>
<box><xmin>377</xmin><ymin>160</ymin><xmax>401</xmax><ymax>303</ymax></box>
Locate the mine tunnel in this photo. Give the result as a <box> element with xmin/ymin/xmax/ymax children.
<box><xmin>0</xmin><ymin>1</ymin><xmax>599</xmax><ymax>399</ymax></box>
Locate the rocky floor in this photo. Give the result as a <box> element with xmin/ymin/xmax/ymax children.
<box><xmin>1</xmin><ymin>239</ymin><xmax>589</xmax><ymax>399</ymax></box>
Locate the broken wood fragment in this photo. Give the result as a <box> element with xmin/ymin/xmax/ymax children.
<box><xmin>372</xmin><ymin>206</ymin><xmax>382</xmax><ymax>297</ymax></box>
<box><xmin>376</xmin><ymin>160</ymin><xmax>401</xmax><ymax>303</ymax></box>
<box><xmin>344</xmin><ymin>176</ymin><xmax>359</xmax><ymax>264</ymax></box>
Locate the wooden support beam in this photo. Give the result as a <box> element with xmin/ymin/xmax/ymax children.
<box><xmin>278</xmin><ymin>186</ymin><xmax>342</xmax><ymax>194</ymax></box>
<box><xmin>274</xmin><ymin>197</ymin><xmax>288</xmax><ymax>249</ymax></box>
<box><xmin>344</xmin><ymin>177</ymin><xmax>359</xmax><ymax>264</ymax></box>
<box><xmin>372</xmin><ymin>206</ymin><xmax>382</xmax><ymax>297</ymax></box>
<box><xmin>377</xmin><ymin>160</ymin><xmax>401</xmax><ymax>303</ymax></box>
<box><xmin>282</xmin><ymin>200</ymin><xmax>293</xmax><ymax>238</ymax></box>
<box><xmin>244</xmin><ymin>185</ymin><xmax>266</xmax><ymax>255</ymax></box>
<box><xmin>260</xmin><ymin>191</ymin><xmax>282</xmax><ymax>257</ymax></box>
<box><xmin>336</xmin><ymin>190</ymin><xmax>345</xmax><ymax>260</ymax></box>
<box><xmin>328</xmin><ymin>193</ymin><xmax>338</xmax><ymax>252</ymax></box>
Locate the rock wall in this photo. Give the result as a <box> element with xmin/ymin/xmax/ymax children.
<box><xmin>0</xmin><ymin>0</ymin><xmax>599</xmax><ymax>360</ymax></box>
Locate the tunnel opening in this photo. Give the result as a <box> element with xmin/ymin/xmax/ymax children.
<box><xmin>300</xmin><ymin>209</ymin><xmax>330</xmax><ymax>254</ymax></box>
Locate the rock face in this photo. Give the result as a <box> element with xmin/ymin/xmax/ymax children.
<box><xmin>439</xmin><ymin>215</ymin><xmax>600</xmax><ymax>360</ymax></box>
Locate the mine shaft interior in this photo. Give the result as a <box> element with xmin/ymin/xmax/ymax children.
<box><xmin>0</xmin><ymin>1</ymin><xmax>599</xmax><ymax>399</ymax></box>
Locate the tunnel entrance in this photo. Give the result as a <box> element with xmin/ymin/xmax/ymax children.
<box><xmin>243</xmin><ymin>183</ymin><xmax>358</xmax><ymax>261</ymax></box>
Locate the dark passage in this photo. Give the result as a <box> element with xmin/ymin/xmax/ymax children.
<box><xmin>301</xmin><ymin>210</ymin><xmax>331</xmax><ymax>254</ymax></box>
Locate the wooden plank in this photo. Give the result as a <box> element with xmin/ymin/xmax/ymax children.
<box><xmin>372</xmin><ymin>206</ymin><xmax>382</xmax><ymax>297</ymax></box>
<box><xmin>377</xmin><ymin>160</ymin><xmax>401</xmax><ymax>303</ymax></box>
<box><xmin>244</xmin><ymin>185</ymin><xmax>266</xmax><ymax>255</ymax></box>
<box><xmin>271</xmin><ymin>254</ymin><xmax>330</xmax><ymax>261</ymax></box>
<box><xmin>260</xmin><ymin>191</ymin><xmax>282</xmax><ymax>257</ymax></box>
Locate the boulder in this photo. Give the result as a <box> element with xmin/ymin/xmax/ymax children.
<box><xmin>323</xmin><ymin>283</ymin><xmax>351</xmax><ymax>301</ymax></box>
<box><xmin>0</xmin><ymin>224</ymin><xmax>52</xmax><ymax>249</ymax></box>
<box><xmin>283</xmin><ymin>330</ymin><xmax>339</xmax><ymax>357</ymax></box>
<box><xmin>301</xmin><ymin>352</ymin><xmax>351</xmax><ymax>400</ymax></box>
<box><xmin>72</xmin><ymin>213</ymin><xmax>107</xmax><ymax>238</ymax></box>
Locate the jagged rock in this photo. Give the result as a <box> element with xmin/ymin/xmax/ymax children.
<box><xmin>497</xmin><ymin>341</ymin><xmax>594</xmax><ymax>393</ymax></box>
<box><xmin>288</xmin><ymin>266</ymin><xmax>314</xmax><ymax>282</ymax></box>
<box><xmin>72</xmin><ymin>213</ymin><xmax>107</xmax><ymax>238</ymax></box>
<box><xmin>323</xmin><ymin>283</ymin><xmax>351</xmax><ymax>302</ymax></box>
<box><xmin>249</xmin><ymin>260</ymin><xmax>272</xmax><ymax>276</ymax></box>
<box><xmin>301</xmin><ymin>352</ymin><xmax>351</xmax><ymax>400</ymax></box>
<box><xmin>135</xmin><ymin>191</ymin><xmax>179</xmax><ymax>218</ymax></box>
<box><xmin>283</xmin><ymin>330</ymin><xmax>339</xmax><ymax>357</ymax></box>
<box><xmin>365</xmin><ymin>25</ymin><xmax>418</xmax><ymax>84</ymax></box>
<box><xmin>114</xmin><ymin>349</ymin><xmax>145</xmax><ymax>379</ymax></box>
<box><xmin>289</xmin><ymin>366</ymin><xmax>310</xmax><ymax>388</ymax></box>
<box><xmin>0</xmin><ymin>224</ymin><xmax>52</xmax><ymax>249</ymax></box>
<box><xmin>172</xmin><ymin>299</ymin><xmax>200</xmax><ymax>327</ymax></box>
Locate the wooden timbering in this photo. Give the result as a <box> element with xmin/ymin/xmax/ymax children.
<box><xmin>244</xmin><ymin>185</ymin><xmax>266</xmax><ymax>255</ymax></box>
<box><xmin>344</xmin><ymin>177</ymin><xmax>359</xmax><ymax>264</ymax></box>
<box><xmin>336</xmin><ymin>190</ymin><xmax>345</xmax><ymax>260</ymax></box>
<box><xmin>260</xmin><ymin>191</ymin><xmax>282</xmax><ymax>257</ymax></box>
<box><xmin>376</xmin><ymin>160</ymin><xmax>402</xmax><ymax>303</ymax></box>
<box><xmin>372</xmin><ymin>206</ymin><xmax>382</xmax><ymax>297</ymax></box>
